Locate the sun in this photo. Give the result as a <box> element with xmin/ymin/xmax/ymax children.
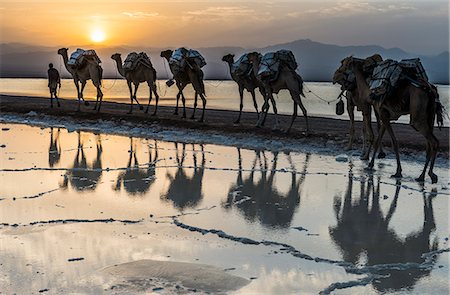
<box><xmin>91</xmin><ymin>29</ymin><xmax>106</xmax><ymax>43</ymax></box>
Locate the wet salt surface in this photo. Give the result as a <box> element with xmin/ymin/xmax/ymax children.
<box><xmin>0</xmin><ymin>122</ymin><xmax>449</xmax><ymax>294</ymax></box>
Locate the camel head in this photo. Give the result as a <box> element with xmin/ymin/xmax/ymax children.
<box><xmin>246</xmin><ymin>52</ymin><xmax>262</xmax><ymax>63</ymax></box>
<box><xmin>57</xmin><ymin>48</ymin><xmax>69</xmax><ymax>56</ymax></box>
<box><xmin>160</xmin><ymin>49</ymin><xmax>173</xmax><ymax>60</ymax></box>
<box><xmin>333</xmin><ymin>56</ymin><xmax>359</xmax><ymax>88</ymax></box>
<box><xmin>222</xmin><ymin>54</ymin><xmax>234</xmax><ymax>63</ymax></box>
<box><xmin>111</xmin><ymin>53</ymin><xmax>121</xmax><ymax>61</ymax></box>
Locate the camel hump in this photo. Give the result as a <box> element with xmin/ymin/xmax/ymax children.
<box><xmin>231</xmin><ymin>53</ymin><xmax>252</xmax><ymax>77</ymax></box>
<box><xmin>369</xmin><ymin>59</ymin><xmax>402</xmax><ymax>101</ymax></box>
<box><xmin>257</xmin><ymin>50</ymin><xmax>298</xmax><ymax>81</ymax></box>
<box><xmin>276</xmin><ymin>49</ymin><xmax>298</xmax><ymax>71</ymax></box>
<box><xmin>123</xmin><ymin>52</ymin><xmax>153</xmax><ymax>71</ymax></box>
<box><xmin>68</xmin><ymin>48</ymin><xmax>101</xmax><ymax>68</ymax></box>
<box><xmin>169</xmin><ymin>48</ymin><xmax>206</xmax><ymax>76</ymax></box>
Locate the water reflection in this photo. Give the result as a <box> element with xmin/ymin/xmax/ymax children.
<box><xmin>329</xmin><ymin>174</ymin><xmax>438</xmax><ymax>292</ymax></box>
<box><xmin>60</xmin><ymin>131</ymin><xmax>103</xmax><ymax>191</ymax></box>
<box><xmin>162</xmin><ymin>143</ymin><xmax>205</xmax><ymax>210</ymax></box>
<box><xmin>48</xmin><ymin>127</ymin><xmax>61</xmax><ymax>167</ymax></box>
<box><xmin>223</xmin><ymin>149</ymin><xmax>310</xmax><ymax>229</ymax></box>
<box><xmin>114</xmin><ymin>137</ymin><xmax>157</xmax><ymax>195</ymax></box>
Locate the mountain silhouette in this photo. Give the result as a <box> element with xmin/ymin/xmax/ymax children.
<box><xmin>0</xmin><ymin>39</ymin><xmax>447</xmax><ymax>83</ymax></box>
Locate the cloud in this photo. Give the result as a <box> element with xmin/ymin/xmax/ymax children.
<box><xmin>288</xmin><ymin>1</ymin><xmax>417</xmax><ymax>18</ymax></box>
<box><xmin>184</xmin><ymin>5</ymin><xmax>275</xmax><ymax>24</ymax></box>
<box><xmin>122</xmin><ymin>11</ymin><xmax>160</xmax><ymax>18</ymax></box>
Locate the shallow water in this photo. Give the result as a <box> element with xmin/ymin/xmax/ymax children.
<box><xmin>1</xmin><ymin>79</ymin><xmax>449</xmax><ymax>125</ymax></box>
<box><xmin>0</xmin><ymin>123</ymin><xmax>449</xmax><ymax>294</ymax></box>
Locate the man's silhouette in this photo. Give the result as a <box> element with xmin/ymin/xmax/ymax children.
<box><xmin>47</xmin><ymin>63</ymin><xmax>61</xmax><ymax>107</ymax></box>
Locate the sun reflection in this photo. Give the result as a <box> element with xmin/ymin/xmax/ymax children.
<box><xmin>90</xmin><ymin>29</ymin><xmax>106</xmax><ymax>43</ymax></box>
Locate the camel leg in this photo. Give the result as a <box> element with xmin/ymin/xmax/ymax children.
<box><xmin>287</xmin><ymin>102</ymin><xmax>298</xmax><ymax>133</ymax></box>
<box><xmin>417</xmin><ymin>129</ymin><xmax>439</xmax><ymax>183</ymax></box>
<box><xmin>288</xmin><ymin>89</ymin><xmax>308</xmax><ymax>134</ymax></box>
<box><xmin>150</xmin><ymin>83</ymin><xmax>159</xmax><ymax>116</ymax></box>
<box><xmin>374</xmin><ymin>110</ymin><xmax>386</xmax><ymax>159</ymax></box>
<box><xmin>235</xmin><ymin>85</ymin><xmax>244</xmax><ymax>124</ymax></box>
<box><xmin>198</xmin><ymin>93</ymin><xmax>207</xmax><ymax>123</ymax></box>
<box><xmin>174</xmin><ymin>91</ymin><xmax>180</xmax><ymax>115</ymax></box>
<box><xmin>95</xmin><ymin>84</ymin><xmax>104</xmax><ymax>113</ymax></box>
<box><xmin>257</xmin><ymin>95</ymin><xmax>270</xmax><ymax>127</ymax></box>
<box><xmin>147</xmin><ymin>83</ymin><xmax>159</xmax><ymax>116</ymax></box>
<box><xmin>384</xmin><ymin>122</ymin><xmax>402</xmax><ymax>179</ymax></box>
<box><xmin>361</xmin><ymin>111</ymin><xmax>373</xmax><ymax>160</ymax></box>
<box><xmin>181</xmin><ymin>91</ymin><xmax>187</xmax><ymax>119</ymax></box>
<box><xmin>127</xmin><ymin>81</ymin><xmax>133</xmax><ymax>114</ymax></box>
<box><xmin>251</xmin><ymin>89</ymin><xmax>260</xmax><ymax>119</ymax></box>
<box><xmin>74</xmin><ymin>80</ymin><xmax>82</xmax><ymax>111</ymax></box>
<box><xmin>145</xmin><ymin>82</ymin><xmax>153</xmax><ymax>114</ymax></box>
<box><xmin>417</xmin><ymin>141</ymin><xmax>431</xmax><ymax>183</ymax></box>
<box><xmin>346</xmin><ymin>102</ymin><xmax>355</xmax><ymax>151</ymax></box>
<box><xmin>132</xmin><ymin>83</ymin><xmax>142</xmax><ymax>111</ymax></box>
<box><xmin>367</xmin><ymin>124</ymin><xmax>386</xmax><ymax>170</ymax></box>
<box><xmin>269</xmin><ymin>93</ymin><xmax>279</xmax><ymax>129</ymax></box>
<box><xmin>427</xmin><ymin>134</ymin><xmax>439</xmax><ymax>184</ymax></box>
<box><xmin>295</xmin><ymin>94</ymin><xmax>309</xmax><ymax>135</ymax></box>
<box><xmin>191</xmin><ymin>92</ymin><xmax>198</xmax><ymax>120</ymax></box>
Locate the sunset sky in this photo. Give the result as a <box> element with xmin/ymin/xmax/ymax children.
<box><xmin>1</xmin><ymin>1</ymin><xmax>448</xmax><ymax>55</ymax></box>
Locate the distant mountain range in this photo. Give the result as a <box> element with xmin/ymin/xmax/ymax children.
<box><xmin>0</xmin><ymin>39</ymin><xmax>448</xmax><ymax>83</ymax></box>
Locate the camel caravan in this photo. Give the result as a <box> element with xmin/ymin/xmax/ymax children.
<box><xmin>55</xmin><ymin>47</ymin><xmax>444</xmax><ymax>183</ymax></box>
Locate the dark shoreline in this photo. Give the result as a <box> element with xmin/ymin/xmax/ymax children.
<box><xmin>1</xmin><ymin>94</ymin><xmax>448</xmax><ymax>157</ymax></box>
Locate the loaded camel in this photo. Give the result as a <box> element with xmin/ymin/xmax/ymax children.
<box><xmin>57</xmin><ymin>48</ymin><xmax>104</xmax><ymax>112</ymax></box>
<box><xmin>247</xmin><ymin>52</ymin><xmax>309</xmax><ymax>134</ymax></box>
<box><xmin>333</xmin><ymin>54</ymin><xmax>386</xmax><ymax>160</ymax></box>
<box><xmin>338</xmin><ymin>56</ymin><xmax>443</xmax><ymax>183</ymax></box>
<box><xmin>111</xmin><ymin>53</ymin><xmax>159</xmax><ymax>115</ymax></box>
<box><xmin>160</xmin><ymin>49</ymin><xmax>207</xmax><ymax>122</ymax></box>
<box><xmin>222</xmin><ymin>54</ymin><xmax>264</xmax><ymax>123</ymax></box>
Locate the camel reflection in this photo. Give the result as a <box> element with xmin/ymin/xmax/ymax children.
<box><xmin>162</xmin><ymin>143</ymin><xmax>205</xmax><ymax>210</ymax></box>
<box><xmin>48</xmin><ymin>127</ymin><xmax>61</xmax><ymax>167</ymax></box>
<box><xmin>329</xmin><ymin>174</ymin><xmax>438</xmax><ymax>292</ymax></box>
<box><xmin>224</xmin><ymin>149</ymin><xmax>309</xmax><ymax>229</ymax></box>
<box><xmin>114</xmin><ymin>137</ymin><xmax>158</xmax><ymax>195</ymax></box>
<box><xmin>61</xmin><ymin>131</ymin><xmax>103</xmax><ymax>191</ymax></box>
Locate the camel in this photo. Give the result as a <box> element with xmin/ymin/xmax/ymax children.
<box><xmin>57</xmin><ymin>48</ymin><xmax>104</xmax><ymax>112</ymax></box>
<box><xmin>333</xmin><ymin>55</ymin><xmax>386</xmax><ymax>160</ymax></box>
<box><xmin>330</xmin><ymin>174</ymin><xmax>438</xmax><ymax>291</ymax></box>
<box><xmin>60</xmin><ymin>131</ymin><xmax>102</xmax><ymax>191</ymax></box>
<box><xmin>222</xmin><ymin>54</ymin><xmax>264</xmax><ymax>123</ymax></box>
<box><xmin>338</xmin><ymin>56</ymin><xmax>443</xmax><ymax>183</ymax></box>
<box><xmin>223</xmin><ymin>149</ymin><xmax>309</xmax><ymax>228</ymax></box>
<box><xmin>247</xmin><ymin>52</ymin><xmax>309</xmax><ymax>134</ymax></box>
<box><xmin>160</xmin><ymin>49</ymin><xmax>207</xmax><ymax>122</ymax></box>
<box><xmin>111</xmin><ymin>53</ymin><xmax>159</xmax><ymax>115</ymax></box>
<box><xmin>114</xmin><ymin>137</ymin><xmax>158</xmax><ymax>195</ymax></box>
<box><xmin>162</xmin><ymin>143</ymin><xmax>205</xmax><ymax>210</ymax></box>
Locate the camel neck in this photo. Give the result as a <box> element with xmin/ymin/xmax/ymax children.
<box><xmin>352</xmin><ymin>64</ymin><xmax>371</xmax><ymax>102</ymax></box>
<box><xmin>59</xmin><ymin>52</ymin><xmax>72</xmax><ymax>74</ymax></box>
<box><xmin>251</xmin><ymin>58</ymin><xmax>260</xmax><ymax>77</ymax></box>
<box><xmin>113</xmin><ymin>57</ymin><xmax>126</xmax><ymax>77</ymax></box>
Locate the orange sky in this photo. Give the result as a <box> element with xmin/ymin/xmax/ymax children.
<box><xmin>1</xmin><ymin>1</ymin><xmax>448</xmax><ymax>54</ymax></box>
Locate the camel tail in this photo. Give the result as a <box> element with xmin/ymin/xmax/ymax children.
<box><xmin>435</xmin><ymin>101</ymin><xmax>444</xmax><ymax>130</ymax></box>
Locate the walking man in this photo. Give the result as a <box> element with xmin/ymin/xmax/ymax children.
<box><xmin>48</xmin><ymin>63</ymin><xmax>61</xmax><ymax>107</ymax></box>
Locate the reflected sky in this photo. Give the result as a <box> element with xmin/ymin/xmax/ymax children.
<box><xmin>0</xmin><ymin>123</ymin><xmax>448</xmax><ymax>294</ymax></box>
